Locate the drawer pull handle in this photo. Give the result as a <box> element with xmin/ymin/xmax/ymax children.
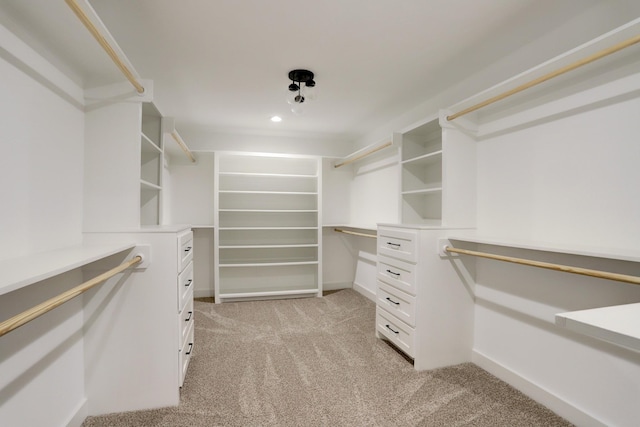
<box><xmin>184</xmin><ymin>246</ymin><xmax>192</xmax><ymax>253</ymax></box>
<box><xmin>185</xmin><ymin>279</ymin><xmax>193</xmax><ymax>287</ymax></box>
<box><xmin>386</xmin><ymin>297</ymin><xmax>400</xmax><ymax>305</ymax></box>
<box><xmin>185</xmin><ymin>343</ymin><xmax>193</xmax><ymax>355</ymax></box>
<box><xmin>386</xmin><ymin>269</ymin><xmax>400</xmax><ymax>277</ymax></box>
<box><xmin>386</xmin><ymin>242</ymin><xmax>401</xmax><ymax>248</ymax></box>
<box><xmin>185</xmin><ymin>311</ymin><xmax>193</xmax><ymax>322</ymax></box>
<box><xmin>385</xmin><ymin>324</ymin><xmax>400</xmax><ymax>334</ymax></box>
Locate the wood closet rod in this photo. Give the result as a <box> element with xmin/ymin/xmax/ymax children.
<box><xmin>0</xmin><ymin>256</ymin><xmax>142</xmax><ymax>338</ymax></box>
<box><xmin>334</xmin><ymin>228</ymin><xmax>377</xmax><ymax>239</ymax></box>
<box><xmin>65</xmin><ymin>0</ymin><xmax>145</xmax><ymax>94</ymax></box>
<box><xmin>445</xmin><ymin>246</ymin><xmax>640</xmax><ymax>286</ymax></box>
<box><xmin>171</xmin><ymin>131</ymin><xmax>196</xmax><ymax>163</ymax></box>
<box><xmin>334</xmin><ymin>141</ymin><xmax>393</xmax><ymax>168</ymax></box>
<box><xmin>446</xmin><ymin>33</ymin><xmax>640</xmax><ymax>121</ymax></box>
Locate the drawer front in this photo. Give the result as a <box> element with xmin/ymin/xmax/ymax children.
<box><xmin>378</xmin><ymin>228</ymin><xmax>416</xmax><ymax>263</ymax></box>
<box><xmin>377</xmin><ymin>256</ymin><xmax>416</xmax><ymax>295</ymax></box>
<box><xmin>376</xmin><ymin>280</ymin><xmax>416</xmax><ymax>327</ymax></box>
<box><xmin>177</xmin><ymin>260</ymin><xmax>194</xmax><ymax>311</ymax></box>
<box><xmin>178</xmin><ymin>230</ymin><xmax>194</xmax><ymax>272</ymax></box>
<box><xmin>179</xmin><ymin>321</ymin><xmax>195</xmax><ymax>387</ymax></box>
<box><xmin>376</xmin><ymin>307</ymin><xmax>415</xmax><ymax>358</ymax></box>
<box><xmin>179</xmin><ymin>293</ymin><xmax>194</xmax><ymax>345</ymax></box>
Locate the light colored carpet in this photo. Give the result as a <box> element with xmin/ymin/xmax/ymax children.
<box><xmin>83</xmin><ymin>289</ymin><xmax>572</xmax><ymax>426</ymax></box>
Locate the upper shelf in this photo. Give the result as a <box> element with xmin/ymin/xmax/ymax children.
<box><xmin>0</xmin><ymin>242</ymin><xmax>136</xmax><ymax>297</ymax></box>
<box><xmin>556</xmin><ymin>303</ymin><xmax>640</xmax><ymax>352</ymax></box>
<box><xmin>333</xmin><ymin>139</ymin><xmax>394</xmax><ymax>168</ymax></box>
<box><xmin>441</xmin><ymin>18</ymin><xmax>640</xmax><ymax>138</ymax></box>
<box><xmin>447</xmin><ymin>232</ymin><xmax>640</xmax><ymax>263</ymax></box>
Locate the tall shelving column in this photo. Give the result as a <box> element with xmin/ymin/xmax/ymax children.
<box><xmin>400</xmin><ymin>118</ymin><xmax>443</xmax><ymax>225</ymax></box>
<box><xmin>140</xmin><ymin>103</ymin><xmax>163</xmax><ymax>226</ymax></box>
<box><xmin>214</xmin><ymin>153</ymin><xmax>322</xmax><ymax>302</ymax></box>
<box><xmin>398</xmin><ymin>116</ymin><xmax>476</xmax><ymax>227</ymax></box>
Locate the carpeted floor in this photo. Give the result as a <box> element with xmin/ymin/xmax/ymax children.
<box><xmin>83</xmin><ymin>289</ymin><xmax>572</xmax><ymax>426</ymax></box>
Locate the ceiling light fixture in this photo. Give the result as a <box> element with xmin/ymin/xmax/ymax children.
<box><xmin>270</xmin><ymin>116</ymin><xmax>282</xmax><ymax>122</ymax></box>
<box><xmin>287</xmin><ymin>69</ymin><xmax>316</xmax><ymax>115</ymax></box>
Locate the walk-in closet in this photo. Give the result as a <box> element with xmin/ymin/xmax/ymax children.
<box><xmin>1</xmin><ymin>1</ymin><xmax>640</xmax><ymax>426</ymax></box>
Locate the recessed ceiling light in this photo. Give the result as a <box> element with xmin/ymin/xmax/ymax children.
<box><xmin>270</xmin><ymin>116</ymin><xmax>282</xmax><ymax>122</ymax></box>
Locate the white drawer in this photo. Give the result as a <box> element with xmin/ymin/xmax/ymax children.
<box><xmin>179</xmin><ymin>292</ymin><xmax>194</xmax><ymax>345</ymax></box>
<box><xmin>179</xmin><ymin>320</ymin><xmax>194</xmax><ymax>387</ymax></box>
<box><xmin>376</xmin><ymin>307</ymin><xmax>415</xmax><ymax>358</ymax></box>
<box><xmin>178</xmin><ymin>230</ymin><xmax>194</xmax><ymax>272</ymax></box>
<box><xmin>378</xmin><ymin>228</ymin><xmax>416</xmax><ymax>263</ymax></box>
<box><xmin>376</xmin><ymin>280</ymin><xmax>416</xmax><ymax>327</ymax></box>
<box><xmin>177</xmin><ymin>260</ymin><xmax>194</xmax><ymax>311</ymax></box>
<box><xmin>377</xmin><ymin>255</ymin><xmax>416</xmax><ymax>295</ymax></box>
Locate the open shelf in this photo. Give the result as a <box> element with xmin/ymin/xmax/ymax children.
<box><xmin>0</xmin><ymin>242</ymin><xmax>136</xmax><ymax>297</ymax></box>
<box><xmin>556</xmin><ymin>303</ymin><xmax>640</xmax><ymax>352</ymax></box>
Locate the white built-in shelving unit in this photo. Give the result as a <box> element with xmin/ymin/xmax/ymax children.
<box><xmin>398</xmin><ymin>117</ymin><xmax>476</xmax><ymax>227</ymax></box>
<box><xmin>140</xmin><ymin>103</ymin><xmax>163</xmax><ymax>226</ymax></box>
<box><xmin>214</xmin><ymin>153</ymin><xmax>322</xmax><ymax>302</ymax></box>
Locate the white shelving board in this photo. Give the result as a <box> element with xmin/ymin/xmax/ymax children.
<box><xmin>0</xmin><ymin>242</ymin><xmax>136</xmax><ymax>296</ymax></box>
<box><xmin>446</xmin><ymin>232</ymin><xmax>640</xmax><ymax>263</ymax></box>
<box><xmin>556</xmin><ymin>303</ymin><xmax>640</xmax><ymax>352</ymax></box>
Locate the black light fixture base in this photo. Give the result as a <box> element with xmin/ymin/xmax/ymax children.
<box><xmin>288</xmin><ymin>69</ymin><xmax>314</xmax><ymax>83</ymax></box>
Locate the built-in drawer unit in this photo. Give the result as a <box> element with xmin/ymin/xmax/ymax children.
<box><xmin>178</xmin><ymin>230</ymin><xmax>194</xmax><ymax>272</ymax></box>
<box><xmin>179</xmin><ymin>295</ymin><xmax>194</xmax><ymax>345</ymax></box>
<box><xmin>376</xmin><ymin>307</ymin><xmax>415</xmax><ymax>357</ymax></box>
<box><xmin>176</xmin><ymin>229</ymin><xmax>194</xmax><ymax>387</ymax></box>
<box><xmin>177</xmin><ymin>261</ymin><xmax>194</xmax><ymax>311</ymax></box>
<box><xmin>377</xmin><ymin>255</ymin><xmax>416</xmax><ymax>295</ymax></box>
<box><xmin>179</xmin><ymin>319</ymin><xmax>195</xmax><ymax>387</ymax></box>
<box><xmin>376</xmin><ymin>280</ymin><xmax>416</xmax><ymax>327</ymax></box>
<box><xmin>378</xmin><ymin>227</ymin><xmax>417</xmax><ymax>262</ymax></box>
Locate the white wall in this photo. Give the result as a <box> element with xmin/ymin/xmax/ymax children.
<box><xmin>0</xmin><ymin>25</ymin><xmax>87</xmax><ymax>427</ymax></box>
<box><xmin>471</xmin><ymin>79</ymin><xmax>640</xmax><ymax>425</ymax></box>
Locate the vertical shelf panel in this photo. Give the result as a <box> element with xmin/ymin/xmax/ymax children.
<box><xmin>214</xmin><ymin>153</ymin><xmax>322</xmax><ymax>302</ymax></box>
<box><xmin>140</xmin><ymin>103</ymin><xmax>163</xmax><ymax>226</ymax></box>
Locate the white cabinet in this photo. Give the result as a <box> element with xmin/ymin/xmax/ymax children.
<box><xmin>398</xmin><ymin>117</ymin><xmax>476</xmax><ymax>227</ymax></box>
<box><xmin>214</xmin><ymin>153</ymin><xmax>322</xmax><ymax>302</ymax></box>
<box><xmin>140</xmin><ymin>103</ymin><xmax>163</xmax><ymax>226</ymax></box>
<box><xmin>176</xmin><ymin>229</ymin><xmax>194</xmax><ymax>386</ymax></box>
<box><xmin>376</xmin><ymin>225</ymin><xmax>475</xmax><ymax>371</ymax></box>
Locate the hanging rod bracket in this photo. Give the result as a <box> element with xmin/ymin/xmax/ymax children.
<box><xmin>131</xmin><ymin>244</ymin><xmax>151</xmax><ymax>269</ymax></box>
<box><xmin>437</xmin><ymin>238</ymin><xmax>455</xmax><ymax>258</ymax></box>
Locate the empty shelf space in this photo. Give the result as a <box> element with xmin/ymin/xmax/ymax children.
<box><xmin>556</xmin><ymin>303</ymin><xmax>640</xmax><ymax>352</ymax></box>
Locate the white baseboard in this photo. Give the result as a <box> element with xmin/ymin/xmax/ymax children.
<box><xmin>352</xmin><ymin>281</ymin><xmax>376</xmax><ymax>302</ymax></box>
<box><xmin>472</xmin><ymin>350</ymin><xmax>606</xmax><ymax>427</ymax></box>
<box><xmin>65</xmin><ymin>398</ymin><xmax>88</xmax><ymax>427</ymax></box>
<box><xmin>323</xmin><ymin>281</ymin><xmax>352</xmax><ymax>291</ymax></box>
<box><xmin>194</xmin><ymin>289</ymin><xmax>214</xmax><ymax>298</ymax></box>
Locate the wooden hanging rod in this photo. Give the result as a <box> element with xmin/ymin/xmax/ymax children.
<box><xmin>446</xmin><ymin>33</ymin><xmax>640</xmax><ymax>121</ymax></box>
<box><xmin>170</xmin><ymin>131</ymin><xmax>196</xmax><ymax>163</ymax></box>
<box><xmin>445</xmin><ymin>246</ymin><xmax>640</xmax><ymax>286</ymax></box>
<box><xmin>334</xmin><ymin>228</ymin><xmax>377</xmax><ymax>239</ymax></box>
<box><xmin>334</xmin><ymin>141</ymin><xmax>393</xmax><ymax>168</ymax></box>
<box><xmin>65</xmin><ymin>0</ymin><xmax>145</xmax><ymax>94</ymax></box>
<box><xmin>0</xmin><ymin>255</ymin><xmax>142</xmax><ymax>338</ymax></box>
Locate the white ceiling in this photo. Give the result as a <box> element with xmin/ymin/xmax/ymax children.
<box><xmin>2</xmin><ymin>0</ymin><xmax>639</xmax><ymax>142</ymax></box>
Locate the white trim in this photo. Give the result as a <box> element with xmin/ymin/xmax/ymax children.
<box><xmin>472</xmin><ymin>350</ymin><xmax>607</xmax><ymax>427</ymax></box>
<box><xmin>64</xmin><ymin>398</ymin><xmax>88</xmax><ymax>427</ymax></box>
<box><xmin>352</xmin><ymin>281</ymin><xmax>376</xmax><ymax>302</ymax></box>
<box><xmin>323</xmin><ymin>281</ymin><xmax>352</xmax><ymax>291</ymax></box>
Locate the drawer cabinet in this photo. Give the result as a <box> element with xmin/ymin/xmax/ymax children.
<box><xmin>376</xmin><ymin>280</ymin><xmax>416</xmax><ymax>327</ymax></box>
<box><xmin>375</xmin><ymin>226</ymin><xmax>418</xmax><ymax>359</ymax></box>
<box><xmin>375</xmin><ymin>225</ymin><xmax>474</xmax><ymax>371</ymax></box>
<box><xmin>177</xmin><ymin>230</ymin><xmax>194</xmax><ymax>387</ymax></box>
<box><xmin>376</xmin><ymin>307</ymin><xmax>415</xmax><ymax>357</ymax></box>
